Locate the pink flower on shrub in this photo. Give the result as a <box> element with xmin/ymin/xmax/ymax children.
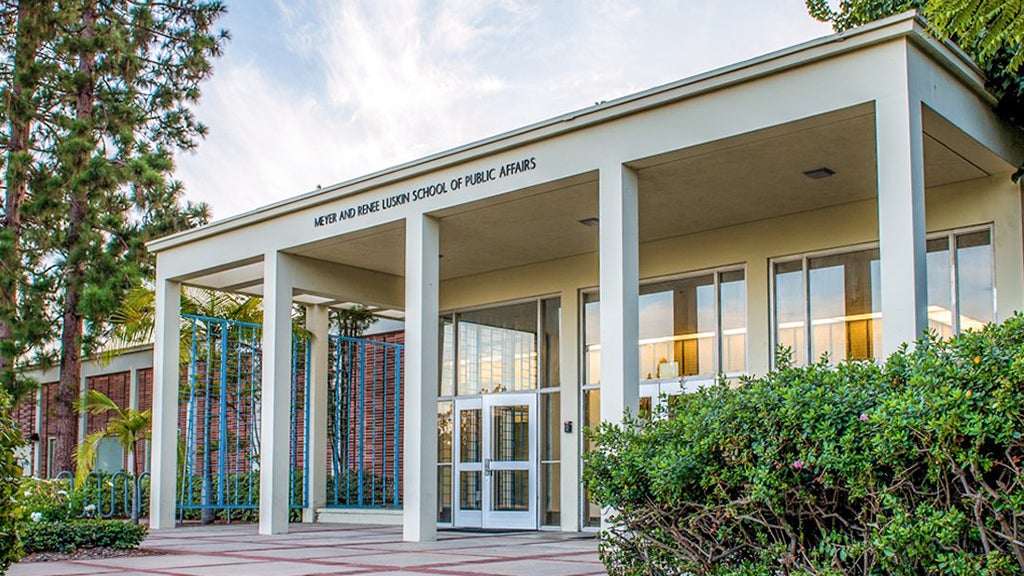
<box><xmin>860</xmin><ymin>413</ymin><xmax>869</xmax><ymax>421</ymax></box>
<box><xmin>793</xmin><ymin>460</ymin><xmax>804</xmax><ymax>470</ymax></box>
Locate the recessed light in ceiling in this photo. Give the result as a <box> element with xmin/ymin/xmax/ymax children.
<box><xmin>803</xmin><ymin>167</ymin><xmax>836</xmax><ymax>180</ymax></box>
<box><xmin>578</xmin><ymin>217</ymin><xmax>599</xmax><ymax>227</ymax></box>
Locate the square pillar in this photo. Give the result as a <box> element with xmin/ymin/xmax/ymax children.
<box><xmin>259</xmin><ymin>251</ymin><xmax>295</xmax><ymax>535</ymax></box>
<box><xmin>558</xmin><ymin>286</ymin><xmax>581</xmax><ymax>532</ymax></box>
<box><xmin>303</xmin><ymin>304</ymin><xmax>329</xmax><ymax>523</ymax></box>
<box><xmin>149</xmin><ymin>275</ymin><xmax>181</xmax><ymax>530</ymax></box>
<box><xmin>876</xmin><ymin>93</ymin><xmax>927</xmax><ymax>354</ymax></box>
<box><xmin>598</xmin><ymin>163</ymin><xmax>640</xmax><ymax>425</ymax></box>
<box><xmin>403</xmin><ymin>213</ymin><xmax>440</xmax><ymax>542</ymax></box>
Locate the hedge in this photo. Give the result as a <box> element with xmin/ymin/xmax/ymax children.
<box><xmin>584</xmin><ymin>313</ymin><xmax>1024</xmax><ymax>575</ymax></box>
<box><xmin>0</xmin><ymin>389</ymin><xmax>24</xmax><ymax>572</ymax></box>
<box><xmin>20</xmin><ymin>519</ymin><xmax>147</xmax><ymax>553</ymax></box>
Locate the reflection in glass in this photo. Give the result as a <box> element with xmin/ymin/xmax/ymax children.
<box><xmin>584</xmin><ymin>295</ymin><xmax>601</xmax><ymax>386</ymax></box>
<box><xmin>460</xmin><ymin>471</ymin><xmax>482</xmax><ymax>511</ymax></box>
<box><xmin>774</xmin><ymin>260</ymin><xmax>805</xmax><ymax>366</ymax></box>
<box><xmin>927</xmin><ymin>238</ymin><xmax>954</xmax><ymax>338</ymax></box>
<box><xmin>957</xmin><ymin>230</ymin><xmax>993</xmax><ymax>331</ymax></box>
<box><xmin>720</xmin><ymin>270</ymin><xmax>747</xmax><ymax>373</ymax></box>
<box><xmin>458</xmin><ymin>303</ymin><xmax>538</xmax><ymax>395</ymax></box>
<box><xmin>541</xmin><ymin>462</ymin><xmax>561</xmax><ymax>526</ymax></box>
<box><xmin>809</xmin><ymin>248</ymin><xmax>881</xmax><ymax>363</ymax></box>
<box><xmin>540</xmin><ymin>393</ymin><xmax>560</xmax><ymax>461</ymax></box>
<box><xmin>440</xmin><ymin>318</ymin><xmax>454</xmax><ymax>396</ymax></box>
<box><xmin>543</xmin><ymin>298</ymin><xmax>561</xmax><ymax>389</ymax></box>
<box><xmin>583</xmin><ymin>388</ymin><xmax>601</xmax><ymax>528</ymax></box>
<box><xmin>460</xmin><ymin>409</ymin><xmax>481</xmax><ymax>463</ymax></box>
<box><xmin>438</xmin><ymin>465</ymin><xmax>452</xmax><ymax>522</ymax></box>
<box><xmin>438</xmin><ymin>401</ymin><xmax>452</xmax><ymax>463</ymax></box>
<box><xmin>492</xmin><ymin>470</ymin><xmax>529</xmax><ymax>511</ymax></box>
<box><xmin>492</xmin><ymin>405</ymin><xmax>529</xmax><ymax>462</ymax></box>
<box><xmin>585</xmin><ymin>270</ymin><xmax>747</xmax><ymax>383</ymax></box>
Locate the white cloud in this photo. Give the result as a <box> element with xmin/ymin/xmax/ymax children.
<box><xmin>177</xmin><ymin>0</ymin><xmax>833</xmax><ymax>220</ymax></box>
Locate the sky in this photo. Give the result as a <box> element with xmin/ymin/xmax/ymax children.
<box><xmin>175</xmin><ymin>0</ymin><xmax>835</xmax><ymax>221</ymax></box>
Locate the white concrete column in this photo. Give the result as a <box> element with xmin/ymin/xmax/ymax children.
<box><xmin>558</xmin><ymin>287</ymin><xmax>581</xmax><ymax>532</ymax></box>
<box><xmin>150</xmin><ymin>275</ymin><xmax>181</xmax><ymax>530</ymax></box>
<box><xmin>403</xmin><ymin>213</ymin><xmax>440</xmax><ymax>542</ymax></box>
<box><xmin>876</xmin><ymin>92</ymin><xmax>928</xmax><ymax>354</ymax></box>
<box><xmin>746</xmin><ymin>256</ymin><xmax>771</xmax><ymax>375</ymax></box>
<box><xmin>598</xmin><ymin>163</ymin><xmax>640</xmax><ymax>425</ymax></box>
<box><xmin>303</xmin><ymin>304</ymin><xmax>329</xmax><ymax>523</ymax></box>
<box><xmin>259</xmin><ymin>251</ymin><xmax>295</xmax><ymax>535</ymax></box>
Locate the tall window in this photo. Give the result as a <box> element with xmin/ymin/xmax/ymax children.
<box><xmin>774</xmin><ymin>247</ymin><xmax>883</xmax><ymax>365</ymax></box>
<box><xmin>584</xmin><ymin>267</ymin><xmax>747</xmax><ymax>384</ymax></box>
<box><xmin>772</xmin><ymin>228</ymin><xmax>995</xmax><ymax>366</ymax></box>
<box><xmin>927</xmin><ymin>227</ymin><xmax>994</xmax><ymax>337</ymax></box>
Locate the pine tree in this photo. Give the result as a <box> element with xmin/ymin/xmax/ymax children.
<box><xmin>0</xmin><ymin>0</ymin><xmax>226</xmax><ymax>473</ymax></box>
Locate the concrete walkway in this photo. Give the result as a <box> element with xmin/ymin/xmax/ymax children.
<box><xmin>8</xmin><ymin>523</ymin><xmax>605</xmax><ymax>576</ymax></box>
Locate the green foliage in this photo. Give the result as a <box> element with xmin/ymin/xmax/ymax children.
<box><xmin>585</xmin><ymin>314</ymin><xmax>1024</xmax><ymax>575</ymax></box>
<box><xmin>15</xmin><ymin>477</ymin><xmax>77</xmax><ymax>523</ymax></box>
<box><xmin>805</xmin><ymin>0</ymin><xmax>1024</xmax><ymax>180</ymax></box>
<box><xmin>0</xmin><ymin>390</ymin><xmax>25</xmax><ymax>572</ymax></box>
<box><xmin>20</xmin><ymin>519</ymin><xmax>147</xmax><ymax>553</ymax></box>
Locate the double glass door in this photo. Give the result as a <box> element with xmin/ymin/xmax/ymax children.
<box><xmin>453</xmin><ymin>393</ymin><xmax>537</xmax><ymax>529</ymax></box>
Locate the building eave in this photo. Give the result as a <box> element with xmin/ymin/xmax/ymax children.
<box><xmin>148</xmin><ymin>10</ymin><xmax>992</xmax><ymax>254</ymax></box>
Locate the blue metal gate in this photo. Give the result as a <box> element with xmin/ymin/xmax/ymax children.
<box><xmin>176</xmin><ymin>315</ymin><xmax>403</xmax><ymax>519</ymax></box>
<box><xmin>327</xmin><ymin>335</ymin><xmax>403</xmax><ymax>509</ymax></box>
<box><xmin>177</xmin><ymin>314</ymin><xmax>309</xmax><ymax>520</ymax></box>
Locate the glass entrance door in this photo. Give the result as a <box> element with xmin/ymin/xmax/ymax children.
<box><xmin>453</xmin><ymin>393</ymin><xmax>537</xmax><ymax>529</ymax></box>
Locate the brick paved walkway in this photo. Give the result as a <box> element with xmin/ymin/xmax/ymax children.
<box><xmin>8</xmin><ymin>523</ymin><xmax>605</xmax><ymax>576</ymax></box>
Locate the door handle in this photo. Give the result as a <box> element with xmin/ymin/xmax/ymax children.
<box><xmin>484</xmin><ymin>458</ymin><xmax>491</xmax><ymax>476</ymax></box>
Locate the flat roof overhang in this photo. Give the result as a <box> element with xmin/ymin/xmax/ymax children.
<box><xmin>149</xmin><ymin>10</ymin><xmax>1023</xmax><ymax>304</ymax></box>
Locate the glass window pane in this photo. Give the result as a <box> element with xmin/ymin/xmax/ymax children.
<box><xmin>927</xmin><ymin>237</ymin><xmax>954</xmax><ymax>338</ymax></box>
<box><xmin>460</xmin><ymin>471</ymin><xmax>481</xmax><ymax>511</ymax></box>
<box><xmin>542</xmin><ymin>298</ymin><xmax>561</xmax><ymax>389</ymax></box>
<box><xmin>774</xmin><ymin>260</ymin><xmax>806</xmax><ymax>366</ymax></box>
<box><xmin>584</xmin><ymin>294</ymin><xmax>601</xmax><ymax>386</ymax></box>
<box><xmin>459</xmin><ymin>409</ymin><xmax>481</xmax><ymax>463</ymax></box>
<box><xmin>541</xmin><ymin>392</ymin><xmax>561</xmax><ymax>461</ymax></box>
<box><xmin>491</xmin><ymin>405</ymin><xmax>529</xmax><ymax>462</ymax></box>
<box><xmin>582</xmin><ymin>388</ymin><xmax>601</xmax><ymax>528</ymax></box>
<box><xmin>720</xmin><ymin>270</ymin><xmax>746</xmax><ymax>373</ymax></box>
<box><xmin>540</xmin><ymin>462</ymin><xmax>561</xmax><ymax>527</ymax></box>
<box><xmin>956</xmin><ymin>230</ymin><xmax>994</xmax><ymax>331</ymax></box>
<box><xmin>437</xmin><ymin>465</ymin><xmax>452</xmax><ymax>522</ymax></box>
<box><xmin>440</xmin><ymin>317</ymin><xmax>454</xmax><ymax>396</ymax></box>
<box><xmin>809</xmin><ymin>249</ymin><xmax>881</xmax><ymax>363</ymax></box>
<box><xmin>492</xmin><ymin>469</ymin><xmax>529</xmax><ymax>511</ymax></box>
<box><xmin>640</xmin><ymin>274</ymin><xmax>716</xmax><ymax>379</ymax></box>
<box><xmin>458</xmin><ymin>302</ymin><xmax>538</xmax><ymax>395</ymax></box>
<box><xmin>438</xmin><ymin>401</ymin><xmax>452</xmax><ymax>463</ymax></box>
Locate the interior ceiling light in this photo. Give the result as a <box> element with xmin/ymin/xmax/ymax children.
<box><xmin>578</xmin><ymin>217</ymin><xmax>599</xmax><ymax>227</ymax></box>
<box><xmin>803</xmin><ymin>167</ymin><xmax>836</xmax><ymax>180</ymax></box>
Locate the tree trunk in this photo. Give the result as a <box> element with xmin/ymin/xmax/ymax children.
<box><xmin>53</xmin><ymin>0</ymin><xmax>97</xmax><ymax>475</ymax></box>
<box><xmin>0</xmin><ymin>2</ymin><xmax>45</xmax><ymax>392</ymax></box>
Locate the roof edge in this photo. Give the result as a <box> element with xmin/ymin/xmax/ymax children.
<box><xmin>149</xmin><ymin>10</ymin><xmax>988</xmax><ymax>253</ymax></box>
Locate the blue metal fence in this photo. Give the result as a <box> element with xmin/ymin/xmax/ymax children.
<box><xmin>327</xmin><ymin>335</ymin><xmax>403</xmax><ymax>509</ymax></box>
<box><xmin>176</xmin><ymin>314</ymin><xmax>403</xmax><ymax>519</ymax></box>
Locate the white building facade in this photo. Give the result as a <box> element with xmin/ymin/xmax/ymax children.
<box><xmin>148</xmin><ymin>13</ymin><xmax>1024</xmax><ymax>541</ymax></box>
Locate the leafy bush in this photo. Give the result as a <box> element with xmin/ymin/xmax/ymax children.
<box><xmin>585</xmin><ymin>314</ymin><xmax>1024</xmax><ymax>575</ymax></box>
<box><xmin>21</xmin><ymin>519</ymin><xmax>147</xmax><ymax>553</ymax></box>
<box><xmin>16</xmin><ymin>477</ymin><xmax>78</xmax><ymax>522</ymax></box>
<box><xmin>0</xmin><ymin>390</ymin><xmax>25</xmax><ymax>572</ymax></box>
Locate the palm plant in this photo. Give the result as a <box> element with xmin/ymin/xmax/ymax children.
<box><xmin>74</xmin><ymin>389</ymin><xmax>151</xmax><ymax>523</ymax></box>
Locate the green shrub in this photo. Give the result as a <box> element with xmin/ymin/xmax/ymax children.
<box><xmin>584</xmin><ymin>313</ymin><xmax>1024</xmax><ymax>575</ymax></box>
<box><xmin>21</xmin><ymin>519</ymin><xmax>147</xmax><ymax>553</ymax></box>
<box><xmin>0</xmin><ymin>390</ymin><xmax>25</xmax><ymax>572</ymax></box>
<box><xmin>16</xmin><ymin>477</ymin><xmax>78</xmax><ymax>522</ymax></box>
